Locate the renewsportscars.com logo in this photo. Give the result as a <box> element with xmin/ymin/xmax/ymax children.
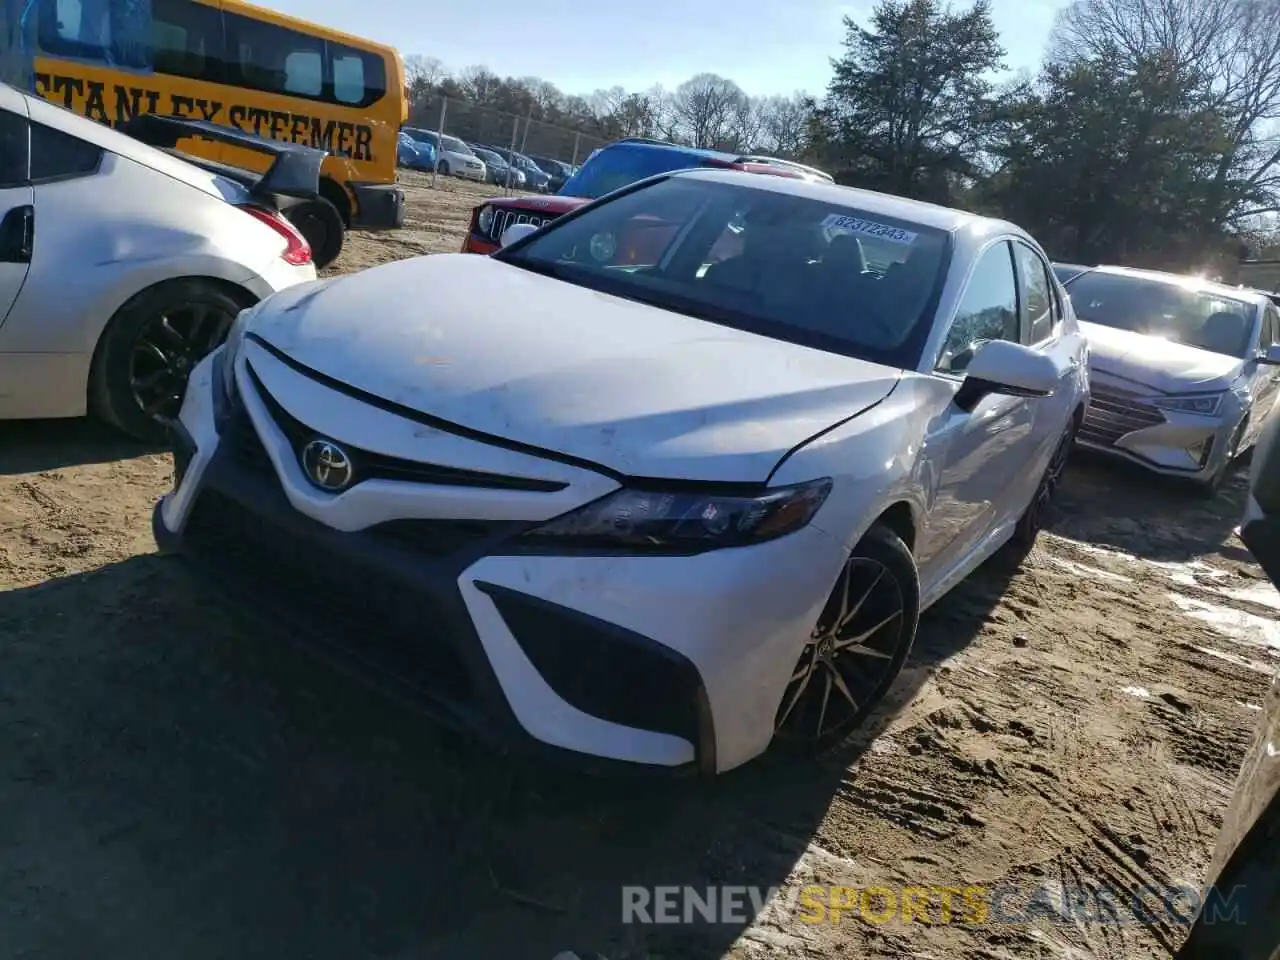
<box><xmin>621</xmin><ymin>883</ymin><xmax>1249</xmax><ymax>927</ymax></box>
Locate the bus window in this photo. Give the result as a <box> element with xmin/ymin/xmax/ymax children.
<box><xmin>332</xmin><ymin>49</ymin><xmax>366</xmax><ymax>106</ymax></box>
<box><xmin>151</xmin><ymin>0</ymin><xmax>224</xmax><ymax>83</ymax></box>
<box><xmin>31</xmin><ymin>0</ymin><xmax>407</xmax><ymax>236</ymax></box>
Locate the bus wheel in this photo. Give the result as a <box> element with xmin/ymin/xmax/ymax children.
<box><xmin>285</xmin><ymin>198</ymin><xmax>345</xmax><ymax>270</ymax></box>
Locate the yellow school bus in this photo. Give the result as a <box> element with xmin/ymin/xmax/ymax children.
<box><xmin>23</xmin><ymin>0</ymin><xmax>407</xmax><ymax>263</ymax></box>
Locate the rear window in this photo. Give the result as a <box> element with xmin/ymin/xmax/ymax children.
<box><xmin>1065</xmin><ymin>271</ymin><xmax>1258</xmax><ymax>358</ymax></box>
<box><xmin>499</xmin><ymin>176</ymin><xmax>951</xmax><ymax>369</ymax></box>
<box><xmin>561</xmin><ymin>145</ymin><xmax>717</xmax><ymax>200</ymax></box>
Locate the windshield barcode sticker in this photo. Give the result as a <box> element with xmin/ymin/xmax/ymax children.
<box><xmin>821</xmin><ymin>214</ymin><xmax>917</xmax><ymax>245</ymax></box>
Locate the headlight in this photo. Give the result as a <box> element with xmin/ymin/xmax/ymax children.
<box><xmin>477</xmin><ymin>205</ymin><xmax>494</xmax><ymax>233</ymax></box>
<box><xmin>520</xmin><ymin>478</ymin><xmax>832</xmax><ymax>554</ymax></box>
<box><xmin>1149</xmin><ymin>392</ymin><xmax>1225</xmax><ymax>416</ymax></box>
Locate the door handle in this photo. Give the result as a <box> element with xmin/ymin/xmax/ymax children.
<box><xmin>0</xmin><ymin>206</ymin><xmax>33</xmax><ymax>264</ymax></box>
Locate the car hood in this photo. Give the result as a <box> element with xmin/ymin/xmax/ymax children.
<box><xmin>487</xmin><ymin>195</ymin><xmax>586</xmax><ymax>215</ymax></box>
<box><xmin>1080</xmin><ymin>321</ymin><xmax>1243</xmax><ymax>393</ymax></box>
<box><xmin>246</xmin><ymin>254</ymin><xmax>903</xmax><ymax>481</ymax></box>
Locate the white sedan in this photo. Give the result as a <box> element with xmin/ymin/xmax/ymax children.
<box><xmin>154</xmin><ymin>170</ymin><xmax>1089</xmax><ymax>775</ymax></box>
<box><xmin>0</xmin><ymin>83</ymin><xmax>318</xmax><ymax>441</ymax></box>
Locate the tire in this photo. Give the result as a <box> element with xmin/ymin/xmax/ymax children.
<box><xmin>1009</xmin><ymin>417</ymin><xmax>1076</xmax><ymax>555</ymax></box>
<box><xmin>771</xmin><ymin>523</ymin><xmax>921</xmax><ymax>759</ymax></box>
<box><xmin>89</xmin><ymin>279</ymin><xmax>250</xmax><ymax>444</ymax></box>
<box><xmin>439</xmin><ymin>160</ymin><xmax>452</xmax><ymax>177</ymax></box>
<box><xmin>283</xmin><ymin>197</ymin><xmax>344</xmax><ymax>270</ymax></box>
<box><xmin>1193</xmin><ymin>420</ymin><xmax>1247</xmax><ymax>500</ymax></box>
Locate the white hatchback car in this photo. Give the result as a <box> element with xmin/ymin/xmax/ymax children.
<box><xmin>0</xmin><ymin>83</ymin><xmax>318</xmax><ymax>441</ymax></box>
<box><xmin>154</xmin><ymin>170</ymin><xmax>1089</xmax><ymax>775</ymax></box>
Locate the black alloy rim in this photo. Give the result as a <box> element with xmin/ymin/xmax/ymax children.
<box><xmin>129</xmin><ymin>305</ymin><xmax>234</xmax><ymax>422</ymax></box>
<box><xmin>774</xmin><ymin>557</ymin><xmax>907</xmax><ymax>747</ymax></box>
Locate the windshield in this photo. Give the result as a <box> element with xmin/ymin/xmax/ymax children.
<box><xmin>496</xmin><ymin>176</ymin><xmax>951</xmax><ymax>368</ymax></box>
<box><xmin>474</xmin><ymin>148</ymin><xmax>501</xmax><ymax>164</ymax></box>
<box><xmin>405</xmin><ymin>129</ymin><xmax>437</xmax><ymax>146</ymax></box>
<box><xmin>560</xmin><ymin>146</ymin><xmax>717</xmax><ymax>200</ymax></box>
<box><xmin>441</xmin><ymin>136</ymin><xmax>472</xmax><ymax>155</ymax></box>
<box><xmin>1065</xmin><ymin>271</ymin><xmax>1258</xmax><ymax>358</ymax></box>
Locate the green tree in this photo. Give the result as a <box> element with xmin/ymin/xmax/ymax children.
<box><xmin>987</xmin><ymin>52</ymin><xmax>1237</xmax><ymax>266</ymax></box>
<box><xmin>809</xmin><ymin>0</ymin><xmax>1006</xmax><ymax>203</ymax></box>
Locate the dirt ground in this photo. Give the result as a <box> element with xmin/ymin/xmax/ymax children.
<box><xmin>0</xmin><ymin>173</ymin><xmax>1275</xmax><ymax>960</ymax></box>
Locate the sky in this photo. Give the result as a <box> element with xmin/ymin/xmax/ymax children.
<box><xmin>268</xmin><ymin>0</ymin><xmax>1070</xmax><ymax>97</ymax></box>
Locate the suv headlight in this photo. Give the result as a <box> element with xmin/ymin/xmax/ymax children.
<box><xmin>477</xmin><ymin>205</ymin><xmax>494</xmax><ymax>233</ymax></box>
<box><xmin>520</xmin><ymin>479</ymin><xmax>832</xmax><ymax>554</ymax></box>
<box><xmin>1149</xmin><ymin>392</ymin><xmax>1225</xmax><ymax>416</ymax></box>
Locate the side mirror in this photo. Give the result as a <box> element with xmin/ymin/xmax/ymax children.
<box><xmin>500</xmin><ymin>222</ymin><xmax>539</xmax><ymax>248</ymax></box>
<box><xmin>1257</xmin><ymin>344</ymin><xmax>1280</xmax><ymax>365</ymax></box>
<box><xmin>955</xmin><ymin>340</ymin><xmax>1061</xmax><ymax>412</ymax></box>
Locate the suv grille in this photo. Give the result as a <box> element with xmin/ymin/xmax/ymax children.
<box><xmin>1080</xmin><ymin>385</ymin><xmax>1166</xmax><ymax>446</ymax></box>
<box><xmin>484</xmin><ymin>207</ymin><xmax>555</xmax><ymax>243</ymax></box>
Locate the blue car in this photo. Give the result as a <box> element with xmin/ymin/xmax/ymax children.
<box><xmin>397</xmin><ymin>131</ymin><xmax>436</xmax><ymax>171</ymax></box>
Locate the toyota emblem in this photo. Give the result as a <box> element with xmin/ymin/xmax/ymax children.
<box><xmin>301</xmin><ymin>438</ymin><xmax>354</xmax><ymax>491</ymax></box>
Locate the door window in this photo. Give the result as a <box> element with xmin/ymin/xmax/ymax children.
<box><xmin>936</xmin><ymin>241</ymin><xmax>1019</xmax><ymax>374</ymax></box>
<box><xmin>0</xmin><ymin>110</ymin><xmax>29</xmax><ymax>188</ymax></box>
<box><xmin>1014</xmin><ymin>242</ymin><xmax>1057</xmax><ymax>343</ymax></box>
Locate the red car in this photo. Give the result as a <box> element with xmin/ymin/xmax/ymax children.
<box><xmin>461</xmin><ymin>140</ymin><xmax>805</xmax><ymax>255</ymax></box>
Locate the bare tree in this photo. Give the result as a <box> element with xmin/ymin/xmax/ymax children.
<box><xmin>1052</xmin><ymin>0</ymin><xmax>1280</xmax><ymax>220</ymax></box>
<box><xmin>403</xmin><ymin>54</ymin><xmax>448</xmax><ymax>92</ymax></box>
<box><xmin>755</xmin><ymin>94</ymin><xmax>813</xmax><ymax>157</ymax></box>
<box><xmin>456</xmin><ymin>65</ymin><xmax>502</xmax><ymax>104</ymax></box>
<box><xmin>670</xmin><ymin>73</ymin><xmax>749</xmax><ymax>148</ymax></box>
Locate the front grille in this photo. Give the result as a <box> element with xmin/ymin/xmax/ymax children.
<box><xmin>224</xmin><ymin>404</ymin><xmax>275</xmax><ymax>478</ymax></box>
<box><xmin>240</xmin><ymin>362</ymin><xmax>566</xmax><ymax>493</ymax></box>
<box><xmin>484</xmin><ymin>207</ymin><xmax>555</xmax><ymax>244</ymax></box>
<box><xmin>184</xmin><ymin>489</ymin><xmax>474</xmax><ymax>698</ymax></box>
<box><xmin>1080</xmin><ymin>385</ymin><xmax>1166</xmax><ymax>447</ymax></box>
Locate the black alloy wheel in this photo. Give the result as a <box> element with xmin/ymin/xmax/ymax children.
<box><xmin>128</xmin><ymin>303</ymin><xmax>234</xmax><ymax>424</ymax></box>
<box><xmin>90</xmin><ymin>279</ymin><xmax>249</xmax><ymax>443</ymax></box>
<box><xmin>1011</xmin><ymin>419</ymin><xmax>1076</xmax><ymax>549</ymax></box>
<box><xmin>773</xmin><ymin>524</ymin><xmax>919</xmax><ymax>755</ymax></box>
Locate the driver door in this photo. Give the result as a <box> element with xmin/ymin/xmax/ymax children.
<box><xmin>917</xmin><ymin>239</ymin><xmax>1036</xmax><ymax>580</ymax></box>
<box><xmin>0</xmin><ymin>90</ymin><xmax>33</xmax><ymax>330</ymax></box>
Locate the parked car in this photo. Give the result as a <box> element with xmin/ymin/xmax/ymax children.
<box><xmin>1062</xmin><ymin>266</ymin><xmax>1280</xmax><ymax>496</ymax></box>
<box><xmin>525</xmin><ymin>155</ymin><xmax>573</xmax><ymax>192</ymax></box>
<box><xmin>461</xmin><ymin>139</ymin><xmax>805</xmax><ymax>254</ymax></box>
<box><xmin>1174</xmin><ymin>396</ymin><xmax>1280</xmax><ymax>959</ymax></box>
<box><xmin>735</xmin><ymin>155</ymin><xmax>835</xmax><ymax>183</ymax></box>
<box><xmin>0</xmin><ymin>82</ymin><xmax>317</xmax><ymax>442</ymax></box>
<box><xmin>401</xmin><ymin>128</ymin><xmax>486</xmax><ymax>181</ymax></box>
<box><xmin>1051</xmin><ymin>261</ymin><xmax>1091</xmax><ymax>284</ymax></box>
<box><xmin>153</xmin><ymin>169</ymin><xmax>1088</xmax><ymax>775</ymax></box>
<box><xmin>475</xmin><ymin>146</ymin><xmax>552</xmax><ymax>192</ymax></box>
<box><xmin>469</xmin><ymin>145</ymin><xmax>525</xmax><ymax>188</ymax></box>
<box><xmin>397</xmin><ymin>131</ymin><xmax>436</xmax><ymax>172</ymax></box>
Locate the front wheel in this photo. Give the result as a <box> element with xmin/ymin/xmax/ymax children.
<box><xmin>438</xmin><ymin>160</ymin><xmax>451</xmax><ymax>177</ymax></box>
<box><xmin>771</xmin><ymin>523</ymin><xmax>920</xmax><ymax>758</ymax></box>
<box><xmin>89</xmin><ymin>279</ymin><xmax>248</xmax><ymax>443</ymax></box>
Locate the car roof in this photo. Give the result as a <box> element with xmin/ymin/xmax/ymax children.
<box><xmin>1083</xmin><ymin>264</ymin><xmax>1270</xmax><ymax>305</ymax></box>
<box><xmin>669</xmin><ymin>167</ymin><xmax>1016</xmax><ymax>236</ymax></box>
<box><xmin>8</xmin><ymin>83</ymin><xmax>225</xmax><ymax>200</ymax></box>
<box><xmin>602</xmin><ymin>139</ymin><xmax>750</xmax><ymax>167</ymax></box>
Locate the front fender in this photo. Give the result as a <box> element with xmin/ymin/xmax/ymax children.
<box><xmin>769</xmin><ymin>378</ymin><xmax>934</xmax><ymax>551</ymax></box>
